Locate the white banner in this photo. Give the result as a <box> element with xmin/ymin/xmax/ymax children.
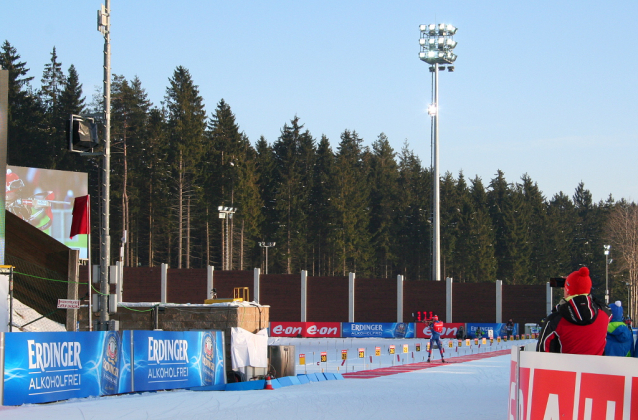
<box><xmin>509</xmin><ymin>347</ymin><xmax>638</xmax><ymax>420</ymax></box>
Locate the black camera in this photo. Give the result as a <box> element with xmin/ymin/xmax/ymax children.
<box><xmin>549</xmin><ymin>277</ymin><xmax>566</xmax><ymax>288</ymax></box>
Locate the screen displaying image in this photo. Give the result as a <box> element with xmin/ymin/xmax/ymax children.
<box><xmin>6</xmin><ymin>165</ymin><xmax>89</xmax><ymax>258</ymax></box>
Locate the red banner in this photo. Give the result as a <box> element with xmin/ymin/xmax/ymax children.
<box><xmin>269</xmin><ymin>322</ymin><xmax>341</xmax><ymax>337</ymax></box>
<box><xmin>509</xmin><ymin>347</ymin><xmax>636</xmax><ymax>419</ymax></box>
<box><xmin>416</xmin><ymin>322</ymin><xmax>465</xmax><ymax>339</ymax></box>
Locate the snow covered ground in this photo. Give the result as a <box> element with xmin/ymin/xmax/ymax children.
<box><xmin>0</xmin><ymin>337</ymin><xmax>532</xmax><ymax>420</ymax></box>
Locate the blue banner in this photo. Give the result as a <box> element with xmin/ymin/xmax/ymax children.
<box><xmin>341</xmin><ymin>322</ymin><xmax>415</xmax><ymax>338</ymax></box>
<box><xmin>2</xmin><ymin>331</ymin><xmax>130</xmax><ymax>405</ymax></box>
<box><xmin>466</xmin><ymin>323</ymin><xmax>519</xmax><ymax>339</ymax></box>
<box><xmin>2</xmin><ymin>330</ymin><xmax>225</xmax><ymax>405</ymax></box>
<box><xmin>132</xmin><ymin>330</ymin><xmax>225</xmax><ymax>392</ymax></box>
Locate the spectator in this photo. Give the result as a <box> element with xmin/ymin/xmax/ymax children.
<box><xmin>455</xmin><ymin>325</ymin><xmax>466</xmax><ymax>340</ymax></box>
<box><xmin>475</xmin><ymin>327</ymin><xmax>483</xmax><ymax>339</ymax></box>
<box><xmin>505</xmin><ymin>319</ymin><xmax>515</xmax><ymax>339</ymax></box>
<box><xmin>537</xmin><ymin>267</ymin><xmax>611</xmax><ymax>355</ymax></box>
<box><xmin>605</xmin><ymin>301</ymin><xmax>633</xmax><ymax>356</ymax></box>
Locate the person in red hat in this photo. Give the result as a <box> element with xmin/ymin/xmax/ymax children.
<box><xmin>537</xmin><ymin>267</ymin><xmax>611</xmax><ymax>355</ymax></box>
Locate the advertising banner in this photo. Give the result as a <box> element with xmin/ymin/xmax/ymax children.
<box><xmin>415</xmin><ymin>322</ymin><xmax>465</xmax><ymax>339</ymax></box>
<box><xmin>131</xmin><ymin>330</ymin><xmax>224</xmax><ymax>392</ymax></box>
<box><xmin>2</xmin><ymin>331</ymin><xmax>130</xmax><ymax>405</ymax></box>
<box><xmin>269</xmin><ymin>322</ymin><xmax>341</xmax><ymax>338</ymax></box>
<box><xmin>341</xmin><ymin>322</ymin><xmax>415</xmax><ymax>338</ymax></box>
<box><xmin>2</xmin><ymin>330</ymin><xmax>225</xmax><ymax>405</ymax></box>
<box><xmin>467</xmin><ymin>323</ymin><xmax>518</xmax><ymax>339</ymax></box>
<box><xmin>509</xmin><ymin>348</ymin><xmax>638</xmax><ymax>420</ymax></box>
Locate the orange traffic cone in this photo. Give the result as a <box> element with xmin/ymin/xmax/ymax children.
<box><xmin>264</xmin><ymin>375</ymin><xmax>274</xmax><ymax>390</ymax></box>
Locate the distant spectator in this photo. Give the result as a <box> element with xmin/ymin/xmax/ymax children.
<box><xmin>505</xmin><ymin>319</ymin><xmax>515</xmax><ymax>339</ymax></box>
<box><xmin>605</xmin><ymin>301</ymin><xmax>633</xmax><ymax>357</ymax></box>
<box><xmin>537</xmin><ymin>267</ymin><xmax>611</xmax><ymax>355</ymax></box>
<box><xmin>475</xmin><ymin>327</ymin><xmax>483</xmax><ymax>339</ymax></box>
<box><xmin>455</xmin><ymin>325</ymin><xmax>466</xmax><ymax>340</ymax></box>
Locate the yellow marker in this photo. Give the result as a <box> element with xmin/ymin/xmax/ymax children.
<box><xmin>358</xmin><ymin>348</ymin><xmax>365</xmax><ymax>358</ymax></box>
<box><xmin>403</xmin><ymin>344</ymin><xmax>408</xmax><ymax>354</ymax></box>
<box><xmin>448</xmin><ymin>340</ymin><xmax>453</xmax><ymax>348</ymax></box>
<box><xmin>389</xmin><ymin>345</ymin><xmax>395</xmax><ymax>354</ymax></box>
<box><xmin>299</xmin><ymin>354</ymin><xmax>306</xmax><ymax>365</ymax></box>
<box><xmin>375</xmin><ymin>346</ymin><xmax>381</xmax><ymax>356</ymax></box>
<box><xmin>416</xmin><ymin>343</ymin><xmax>421</xmax><ymax>352</ymax></box>
<box><xmin>466</xmin><ymin>339</ymin><xmax>471</xmax><ymax>347</ymax></box>
<box><xmin>341</xmin><ymin>350</ymin><xmax>348</xmax><ymax>360</ymax></box>
<box><xmin>321</xmin><ymin>352</ymin><xmax>327</xmax><ymax>362</ymax></box>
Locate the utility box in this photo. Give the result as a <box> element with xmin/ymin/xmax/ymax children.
<box><xmin>268</xmin><ymin>345</ymin><xmax>296</xmax><ymax>378</ymax></box>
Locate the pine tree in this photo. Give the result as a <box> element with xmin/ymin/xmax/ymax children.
<box><xmin>271</xmin><ymin>117</ymin><xmax>314</xmax><ymax>273</ymax></box>
<box><xmin>56</xmin><ymin>64</ymin><xmax>86</xmax><ymax>171</ymax></box>
<box><xmin>39</xmin><ymin>46</ymin><xmax>65</xmax><ymax>167</ymax></box>
<box><xmin>165</xmin><ymin>66</ymin><xmax>206</xmax><ymax>268</ymax></box>
<box><xmin>396</xmin><ymin>143</ymin><xmax>431</xmax><ymax>280</ymax></box>
<box><xmin>308</xmin><ymin>135</ymin><xmax>336</xmax><ymax>275</ymax></box>
<box><xmin>368</xmin><ymin>133</ymin><xmax>399</xmax><ymax>278</ymax></box>
<box><xmin>329</xmin><ymin>130</ymin><xmax>372</xmax><ymax>275</ymax></box>
<box><xmin>0</xmin><ymin>41</ymin><xmax>46</xmax><ymax>167</ymax></box>
<box><xmin>111</xmin><ymin>75</ymin><xmax>151</xmax><ymax>267</ymax></box>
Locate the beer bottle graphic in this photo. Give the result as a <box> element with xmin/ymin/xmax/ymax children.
<box><xmin>201</xmin><ymin>332</ymin><xmax>216</xmax><ymax>386</ymax></box>
<box><xmin>100</xmin><ymin>331</ymin><xmax>121</xmax><ymax>395</ymax></box>
<box><xmin>394</xmin><ymin>322</ymin><xmax>406</xmax><ymax>338</ymax></box>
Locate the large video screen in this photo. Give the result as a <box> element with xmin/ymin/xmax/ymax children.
<box><xmin>6</xmin><ymin>165</ymin><xmax>89</xmax><ymax>258</ymax></box>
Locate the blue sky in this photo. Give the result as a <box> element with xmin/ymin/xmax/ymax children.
<box><xmin>2</xmin><ymin>1</ymin><xmax>637</xmax><ymax>202</ymax></box>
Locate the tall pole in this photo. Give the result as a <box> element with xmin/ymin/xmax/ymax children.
<box><xmin>432</xmin><ymin>64</ymin><xmax>441</xmax><ymax>282</ymax></box>
<box><xmin>99</xmin><ymin>0</ymin><xmax>111</xmax><ymax>329</ymax></box>
<box><xmin>265</xmin><ymin>247</ymin><xmax>269</xmax><ymax>275</ymax></box>
<box><xmin>605</xmin><ymin>252</ymin><xmax>609</xmax><ymax>305</ymax></box>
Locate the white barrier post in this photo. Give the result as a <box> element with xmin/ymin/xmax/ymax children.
<box><xmin>446</xmin><ymin>277</ymin><xmax>453</xmax><ymax>322</ymax></box>
<box><xmin>254</xmin><ymin>267</ymin><xmax>260</xmax><ymax>304</ymax></box>
<box><xmin>397</xmin><ymin>275</ymin><xmax>403</xmax><ymax>323</ymax></box>
<box><xmin>496</xmin><ymin>280</ymin><xmax>503</xmax><ymax>323</ymax></box>
<box><xmin>161</xmin><ymin>263</ymin><xmax>168</xmax><ymax>303</ymax></box>
<box><xmin>348</xmin><ymin>272</ymin><xmax>355</xmax><ymax>323</ymax></box>
<box><xmin>301</xmin><ymin>270</ymin><xmax>307</xmax><ymax>322</ymax></box>
<box><xmin>207</xmin><ymin>265</ymin><xmax>214</xmax><ymax>300</ymax></box>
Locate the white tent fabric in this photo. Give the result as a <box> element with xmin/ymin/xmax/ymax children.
<box><xmin>230</xmin><ymin>327</ymin><xmax>268</xmax><ymax>370</ymax></box>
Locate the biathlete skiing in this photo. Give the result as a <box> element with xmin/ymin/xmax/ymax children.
<box><xmin>427</xmin><ymin>315</ymin><xmax>445</xmax><ymax>363</ymax></box>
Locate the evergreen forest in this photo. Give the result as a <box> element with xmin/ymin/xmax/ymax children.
<box><xmin>2</xmin><ymin>41</ymin><xmax>637</xmax><ymax>313</ymax></box>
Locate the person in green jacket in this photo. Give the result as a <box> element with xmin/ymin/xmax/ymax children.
<box><xmin>605</xmin><ymin>301</ymin><xmax>633</xmax><ymax>357</ymax></box>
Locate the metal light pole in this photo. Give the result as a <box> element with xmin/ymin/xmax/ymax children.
<box><xmin>218</xmin><ymin>207</ymin><xmax>236</xmax><ymax>270</ymax></box>
<box><xmin>97</xmin><ymin>1</ymin><xmax>111</xmax><ymax>330</ymax></box>
<box><xmin>604</xmin><ymin>245</ymin><xmax>611</xmax><ymax>304</ymax></box>
<box><xmin>419</xmin><ymin>23</ymin><xmax>457</xmax><ymax>281</ymax></box>
<box><xmin>259</xmin><ymin>242</ymin><xmax>275</xmax><ymax>274</ymax></box>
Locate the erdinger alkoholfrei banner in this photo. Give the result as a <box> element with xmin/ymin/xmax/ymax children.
<box><xmin>2</xmin><ymin>331</ymin><xmax>131</xmax><ymax>405</ymax></box>
<box><xmin>341</xmin><ymin>323</ymin><xmax>415</xmax><ymax>338</ymax></box>
<box><xmin>269</xmin><ymin>322</ymin><xmax>341</xmax><ymax>338</ymax></box>
<box><xmin>466</xmin><ymin>323</ymin><xmax>519</xmax><ymax>339</ymax></box>
<box><xmin>2</xmin><ymin>330</ymin><xmax>225</xmax><ymax>405</ymax></box>
<box><xmin>415</xmin><ymin>322</ymin><xmax>465</xmax><ymax>339</ymax></box>
<box><xmin>132</xmin><ymin>330</ymin><xmax>225</xmax><ymax>392</ymax></box>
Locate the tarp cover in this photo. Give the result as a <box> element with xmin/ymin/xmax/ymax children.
<box><xmin>231</xmin><ymin>327</ymin><xmax>268</xmax><ymax>370</ymax></box>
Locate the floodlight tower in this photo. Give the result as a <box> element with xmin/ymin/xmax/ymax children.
<box><xmin>419</xmin><ymin>23</ymin><xmax>457</xmax><ymax>282</ymax></box>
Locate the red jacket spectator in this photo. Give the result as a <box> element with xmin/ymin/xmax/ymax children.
<box><xmin>537</xmin><ymin>267</ymin><xmax>611</xmax><ymax>355</ymax></box>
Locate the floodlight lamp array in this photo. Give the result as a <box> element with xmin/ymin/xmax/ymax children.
<box><xmin>419</xmin><ymin>23</ymin><xmax>458</xmax><ymax>65</ymax></box>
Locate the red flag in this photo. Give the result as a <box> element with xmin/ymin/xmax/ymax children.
<box><xmin>70</xmin><ymin>195</ymin><xmax>90</xmax><ymax>238</ymax></box>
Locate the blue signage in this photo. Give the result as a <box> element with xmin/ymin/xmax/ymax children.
<box><xmin>2</xmin><ymin>331</ymin><xmax>130</xmax><ymax>405</ymax></box>
<box><xmin>342</xmin><ymin>323</ymin><xmax>415</xmax><ymax>338</ymax></box>
<box><xmin>2</xmin><ymin>330</ymin><xmax>225</xmax><ymax>405</ymax></box>
<box><xmin>466</xmin><ymin>323</ymin><xmax>519</xmax><ymax>339</ymax></box>
<box><xmin>132</xmin><ymin>330</ymin><xmax>224</xmax><ymax>392</ymax></box>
